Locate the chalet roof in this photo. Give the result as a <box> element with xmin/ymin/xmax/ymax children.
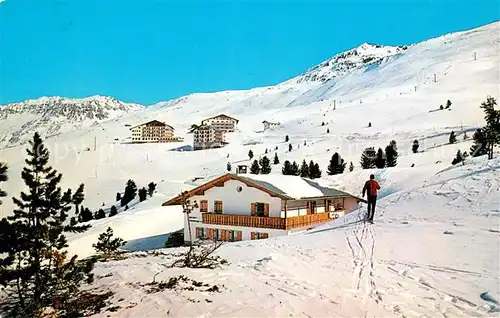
<box><xmin>162</xmin><ymin>173</ymin><xmax>366</xmax><ymax>206</ymax></box>
<box><xmin>201</xmin><ymin>114</ymin><xmax>239</xmax><ymax>123</ymax></box>
<box><xmin>130</xmin><ymin>120</ymin><xmax>174</xmax><ymax>130</ymax></box>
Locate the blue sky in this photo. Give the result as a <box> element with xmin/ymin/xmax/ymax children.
<box><xmin>0</xmin><ymin>0</ymin><xmax>498</xmax><ymax>105</ymax></box>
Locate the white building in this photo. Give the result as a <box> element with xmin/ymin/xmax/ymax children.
<box><xmin>201</xmin><ymin>114</ymin><xmax>239</xmax><ymax>133</ymax></box>
<box><xmin>193</xmin><ymin>125</ymin><xmax>225</xmax><ymax>150</ymax></box>
<box><xmin>262</xmin><ymin>120</ymin><xmax>281</xmax><ymax>131</ymax></box>
<box><xmin>162</xmin><ymin>173</ymin><xmax>366</xmax><ymax>244</ymax></box>
<box><xmin>130</xmin><ymin>120</ymin><xmax>179</xmax><ymax>143</ymax></box>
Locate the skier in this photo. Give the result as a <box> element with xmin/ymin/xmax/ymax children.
<box><xmin>362</xmin><ymin>174</ymin><xmax>381</xmax><ymax>223</ymax></box>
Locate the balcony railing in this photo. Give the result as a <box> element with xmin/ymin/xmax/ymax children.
<box><xmin>202</xmin><ymin>211</ymin><xmax>342</xmax><ymax>230</ymax></box>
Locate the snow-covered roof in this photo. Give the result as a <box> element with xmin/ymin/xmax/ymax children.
<box><xmin>162</xmin><ymin>173</ymin><xmax>364</xmax><ymax>206</ymax></box>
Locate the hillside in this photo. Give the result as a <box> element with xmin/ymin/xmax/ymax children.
<box><xmin>0</xmin><ymin>21</ymin><xmax>499</xmax><ymax>317</ymax></box>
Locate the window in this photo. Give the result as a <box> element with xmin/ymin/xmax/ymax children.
<box><xmin>252</xmin><ymin>202</ymin><xmax>269</xmax><ymax>216</ymax></box>
<box><xmin>256</xmin><ymin>203</ymin><xmax>265</xmax><ymax>216</ymax></box>
<box><xmin>214</xmin><ymin>201</ymin><xmax>223</xmax><ymax>213</ymax></box>
<box><xmin>200</xmin><ymin>200</ymin><xmax>208</xmax><ymax>212</ymax></box>
<box><xmin>196</xmin><ymin>227</ymin><xmax>206</xmax><ymax>240</ymax></box>
<box><xmin>251</xmin><ymin>232</ymin><xmax>269</xmax><ymax>240</ymax></box>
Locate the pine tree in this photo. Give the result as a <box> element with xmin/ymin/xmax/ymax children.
<box><xmin>282</xmin><ymin>160</ymin><xmax>292</xmax><ymax>175</ymax></box>
<box><xmin>248</xmin><ymin>150</ymin><xmax>254</xmax><ymax>160</ymax></box>
<box><xmin>321</xmin><ymin>121</ymin><xmax>325</xmax><ymax>126</ymax></box>
<box><xmin>446</xmin><ymin>99</ymin><xmax>452</xmax><ymax>109</ymax></box>
<box><xmin>285</xmin><ymin>135</ymin><xmax>289</xmax><ymax>142</ymax></box>
<box><xmin>470</xmin><ymin>128</ymin><xmax>488</xmax><ymax>157</ymax></box>
<box><xmin>273</xmin><ymin>152</ymin><xmax>280</xmax><ymax>165</ymax></box>
<box><xmin>288</xmin><ymin>143</ymin><xmax>293</xmax><ymax>152</ymax></box>
<box><xmin>375</xmin><ymin>148</ymin><xmax>386</xmax><ymax>169</ymax></box>
<box><xmin>299</xmin><ymin>160</ymin><xmax>309</xmax><ymax>178</ymax></box>
<box><xmin>147</xmin><ymin>182</ymin><xmax>157</xmax><ymax>197</ymax></box>
<box><xmin>440</xmin><ymin>105</ymin><xmax>444</xmax><ymax>110</ymax></box>
<box><xmin>463</xmin><ymin>131</ymin><xmax>468</xmax><ymax>140</ymax></box>
<box><xmin>449</xmin><ymin>131</ymin><xmax>457</xmax><ymax>144</ymax></box>
<box><xmin>275</xmin><ymin>146</ymin><xmax>278</xmax><ymax>151</ymax></box>
<box><xmin>96</xmin><ymin>209</ymin><xmax>106</xmax><ymax>219</ymax></box>
<box><xmin>70</xmin><ymin>217</ymin><xmax>77</xmax><ymax>226</ymax></box>
<box><xmin>308</xmin><ymin>162</ymin><xmax>322</xmax><ymax>179</ymax></box>
<box><xmin>73</xmin><ymin>184</ymin><xmax>84</xmax><ymax>216</ymax></box>
<box><xmin>304</xmin><ymin>140</ymin><xmax>307</xmax><ymax>146</ymax></box>
<box><xmin>480</xmin><ymin>96</ymin><xmax>500</xmax><ymax>159</ymax></box>
<box><xmin>0</xmin><ymin>132</ymin><xmax>94</xmax><ymax>316</ymax></box>
<box><xmin>368</xmin><ymin>122</ymin><xmax>372</xmax><ymax>127</ymax></box>
<box><xmin>0</xmin><ymin>162</ymin><xmax>8</xmax><ymax>206</ymax></box>
<box><xmin>121</xmin><ymin>179</ymin><xmax>137</xmax><ymax>206</ymax></box>
<box><xmin>259</xmin><ymin>156</ymin><xmax>272</xmax><ymax>174</ymax></box>
<box><xmin>291</xmin><ymin>161</ymin><xmax>299</xmax><ymax>176</ymax></box>
<box><xmin>451</xmin><ymin>150</ymin><xmax>464</xmax><ymax>165</ymax></box>
<box><xmin>349</xmin><ymin>161</ymin><xmax>354</xmax><ymax>172</ymax></box>
<box><xmin>250</xmin><ymin>160</ymin><xmax>260</xmax><ymax>174</ymax></box>
<box><xmin>412</xmin><ymin>140</ymin><xmax>419</xmax><ymax>153</ymax></box>
<box><xmin>226</xmin><ymin>162</ymin><xmax>232</xmax><ymax>172</ymax></box>
<box><xmin>138</xmin><ymin>187</ymin><xmax>148</xmax><ymax>202</ymax></box>
<box><xmin>80</xmin><ymin>207</ymin><xmax>93</xmax><ymax>222</ymax></box>
<box><xmin>109</xmin><ymin>205</ymin><xmax>118</xmax><ymax>217</ymax></box>
<box><xmin>385</xmin><ymin>140</ymin><xmax>398</xmax><ymax>167</ymax></box>
<box><xmin>265</xmin><ymin>148</ymin><xmax>268</xmax><ymax>154</ymax></box>
<box><xmin>360</xmin><ymin>147</ymin><xmax>376</xmax><ymax>169</ymax></box>
<box><xmin>116</xmin><ymin>192</ymin><xmax>121</xmax><ymax>202</ymax></box>
<box><xmin>327</xmin><ymin>153</ymin><xmax>346</xmax><ymax>175</ymax></box>
<box><xmin>92</xmin><ymin>227</ymin><xmax>126</xmax><ymax>257</ymax></box>
<box><xmin>327</xmin><ymin>128</ymin><xmax>330</xmax><ymax>134</ymax></box>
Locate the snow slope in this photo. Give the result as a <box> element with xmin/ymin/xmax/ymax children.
<box><xmin>0</xmin><ymin>21</ymin><xmax>498</xmax><ymax>317</ymax></box>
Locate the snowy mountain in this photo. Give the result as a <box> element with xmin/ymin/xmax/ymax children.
<box><xmin>0</xmin><ymin>95</ymin><xmax>143</xmax><ymax>148</ymax></box>
<box><xmin>289</xmin><ymin>42</ymin><xmax>408</xmax><ymax>84</ymax></box>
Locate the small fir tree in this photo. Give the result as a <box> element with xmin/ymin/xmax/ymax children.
<box><xmin>375</xmin><ymin>148</ymin><xmax>386</xmax><ymax>169</ymax></box>
<box><xmin>138</xmin><ymin>187</ymin><xmax>148</xmax><ymax>202</ymax></box>
<box><xmin>80</xmin><ymin>207</ymin><xmax>93</xmax><ymax>222</ymax></box>
<box><xmin>250</xmin><ymin>160</ymin><xmax>260</xmax><ymax>174</ymax></box>
<box><xmin>385</xmin><ymin>140</ymin><xmax>398</xmax><ymax>167</ymax></box>
<box><xmin>463</xmin><ymin>131</ymin><xmax>468</xmax><ymax>140</ymax></box>
<box><xmin>327</xmin><ymin>128</ymin><xmax>330</xmax><ymax>133</ymax></box>
<box><xmin>70</xmin><ymin>217</ymin><xmax>77</xmax><ymax>226</ymax></box>
<box><xmin>299</xmin><ymin>160</ymin><xmax>309</xmax><ymax>178</ymax></box>
<box><xmin>288</xmin><ymin>143</ymin><xmax>293</xmax><ymax>152</ymax></box>
<box><xmin>147</xmin><ymin>182</ymin><xmax>157</xmax><ymax>197</ymax></box>
<box><xmin>109</xmin><ymin>205</ymin><xmax>118</xmax><ymax>217</ymax></box>
<box><xmin>412</xmin><ymin>140</ymin><xmax>419</xmax><ymax>153</ymax></box>
<box><xmin>121</xmin><ymin>179</ymin><xmax>137</xmax><ymax>206</ymax></box>
<box><xmin>265</xmin><ymin>148</ymin><xmax>268</xmax><ymax>154</ymax></box>
<box><xmin>291</xmin><ymin>161</ymin><xmax>300</xmax><ymax>176</ymax></box>
<box><xmin>92</xmin><ymin>227</ymin><xmax>126</xmax><ymax>257</ymax></box>
<box><xmin>0</xmin><ymin>133</ymin><xmax>94</xmax><ymax>317</ymax></box>
<box><xmin>480</xmin><ymin>96</ymin><xmax>500</xmax><ymax>159</ymax></box>
<box><xmin>451</xmin><ymin>150</ymin><xmax>464</xmax><ymax>165</ymax></box>
<box><xmin>308</xmin><ymin>161</ymin><xmax>321</xmax><ymax>179</ymax></box>
<box><xmin>368</xmin><ymin>122</ymin><xmax>372</xmax><ymax>127</ymax></box>
<box><xmin>440</xmin><ymin>105</ymin><xmax>444</xmax><ymax>110</ymax></box>
<box><xmin>96</xmin><ymin>209</ymin><xmax>106</xmax><ymax>219</ymax></box>
<box><xmin>273</xmin><ymin>152</ymin><xmax>280</xmax><ymax>165</ymax></box>
<box><xmin>259</xmin><ymin>156</ymin><xmax>272</xmax><ymax>174</ymax></box>
<box><xmin>0</xmin><ymin>162</ymin><xmax>7</xmax><ymax>206</ymax></box>
<box><xmin>321</xmin><ymin>121</ymin><xmax>325</xmax><ymax>126</ymax></box>
<box><xmin>470</xmin><ymin>128</ymin><xmax>488</xmax><ymax>157</ymax></box>
<box><xmin>285</xmin><ymin>135</ymin><xmax>289</xmax><ymax>142</ymax></box>
<box><xmin>227</xmin><ymin>162</ymin><xmax>232</xmax><ymax>172</ymax></box>
<box><xmin>116</xmin><ymin>192</ymin><xmax>121</xmax><ymax>202</ymax></box>
<box><xmin>304</xmin><ymin>140</ymin><xmax>307</xmax><ymax>146</ymax></box>
<box><xmin>449</xmin><ymin>131</ymin><xmax>457</xmax><ymax>144</ymax></box>
<box><xmin>446</xmin><ymin>99</ymin><xmax>452</xmax><ymax>109</ymax></box>
<box><xmin>360</xmin><ymin>147</ymin><xmax>377</xmax><ymax>169</ymax></box>
<box><xmin>282</xmin><ymin>160</ymin><xmax>292</xmax><ymax>175</ymax></box>
<box><xmin>248</xmin><ymin>149</ymin><xmax>254</xmax><ymax>160</ymax></box>
<box><xmin>327</xmin><ymin>153</ymin><xmax>346</xmax><ymax>175</ymax></box>
<box><xmin>349</xmin><ymin>161</ymin><xmax>354</xmax><ymax>172</ymax></box>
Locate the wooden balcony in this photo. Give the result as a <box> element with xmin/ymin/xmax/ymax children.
<box><xmin>202</xmin><ymin>211</ymin><xmax>343</xmax><ymax>230</ymax></box>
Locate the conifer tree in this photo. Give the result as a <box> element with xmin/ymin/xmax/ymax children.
<box><xmin>80</xmin><ymin>207</ymin><xmax>93</xmax><ymax>222</ymax></box>
<box><xmin>349</xmin><ymin>161</ymin><xmax>354</xmax><ymax>172</ymax></box>
<box><xmin>227</xmin><ymin>162</ymin><xmax>232</xmax><ymax>172</ymax></box>
<box><xmin>259</xmin><ymin>156</ymin><xmax>272</xmax><ymax>174</ymax></box>
<box><xmin>282</xmin><ymin>160</ymin><xmax>292</xmax><ymax>175</ymax></box>
<box><xmin>138</xmin><ymin>187</ymin><xmax>148</xmax><ymax>202</ymax></box>
<box><xmin>92</xmin><ymin>227</ymin><xmax>126</xmax><ymax>257</ymax></box>
<box><xmin>470</xmin><ymin>128</ymin><xmax>488</xmax><ymax>157</ymax></box>
<box><xmin>311</xmin><ymin>162</ymin><xmax>322</xmax><ymax>179</ymax></box>
<box><xmin>288</xmin><ymin>143</ymin><xmax>293</xmax><ymax>152</ymax></box>
<box><xmin>109</xmin><ymin>205</ymin><xmax>118</xmax><ymax>217</ymax></box>
<box><xmin>96</xmin><ymin>209</ymin><xmax>106</xmax><ymax>219</ymax></box>
<box><xmin>304</xmin><ymin>140</ymin><xmax>307</xmax><ymax>146</ymax></box>
<box><xmin>375</xmin><ymin>148</ymin><xmax>386</xmax><ymax>169</ymax></box>
<box><xmin>412</xmin><ymin>140</ymin><xmax>419</xmax><ymax>153</ymax></box>
<box><xmin>73</xmin><ymin>184</ymin><xmax>84</xmax><ymax>216</ymax></box>
<box><xmin>385</xmin><ymin>140</ymin><xmax>398</xmax><ymax>167</ymax></box>
<box><xmin>299</xmin><ymin>160</ymin><xmax>309</xmax><ymax>178</ymax></box>
<box><xmin>285</xmin><ymin>135</ymin><xmax>289</xmax><ymax>142</ymax></box>
<box><xmin>309</xmin><ymin>160</ymin><xmax>316</xmax><ymax>178</ymax></box>
<box><xmin>360</xmin><ymin>147</ymin><xmax>376</xmax><ymax>169</ymax></box>
<box><xmin>0</xmin><ymin>162</ymin><xmax>8</xmax><ymax>206</ymax></box>
<box><xmin>248</xmin><ymin>150</ymin><xmax>254</xmax><ymax>160</ymax></box>
<box><xmin>0</xmin><ymin>132</ymin><xmax>94</xmax><ymax>317</ymax></box>
<box><xmin>321</xmin><ymin>121</ymin><xmax>325</xmax><ymax>126</ymax></box>
<box><xmin>463</xmin><ymin>131</ymin><xmax>468</xmax><ymax>140</ymax></box>
<box><xmin>273</xmin><ymin>152</ymin><xmax>280</xmax><ymax>165</ymax></box>
<box><xmin>327</xmin><ymin>128</ymin><xmax>330</xmax><ymax>134</ymax></box>
<box><xmin>116</xmin><ymin>192</ymin><xmax>121</xmax><ymax>202</ymax></box>
<box><xmin>147</xmin><ymin>182</ymin><xmax>157</xmax><ymax>197</ymax></box>
<box><xmin>265</xmin><ymin>148</ymin><xmax>268</xmax><ymax>154</ymax></box>
<box><xmin>451</xmin><ymin>150</ymin><xmax>465</xmax><ymax>165</ymax></box>
<box><xmin>440</xmin><ymin>105</ymin><xmax>444</xmax><ymax>110</ymax></box>
<box><xmin>446</xmin><ymin>99</ymin><xmax>452</xmax><ymax>109</ymax></box>
<box><xmin>327</xmin><ymin>153</ymin><xmax>346</xmax><ymax>175</ymax></box>
<box><xmin>449</xmin><ymin>131</ymin><xmax>457</xmax><ymax>144</ymax></box>
<box><xmin>480</xmin><ymin>96</ymin><xmax>500</xmax><ymax>159</ymax></box>
<box><xmin>291</xmin><ymin>161</ymin><xmax>299</xmax><ymax>176</ymax></box>
<box><xmin>250</xmin><ymin>160</ymin><xmax>260</xmax><ymax>174</ymax></box>
<box><xmin>121</xmin><ymin>179</ymin><xmax>137</xmax><ymax>206</ymax></box>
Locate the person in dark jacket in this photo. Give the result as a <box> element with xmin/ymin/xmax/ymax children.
<box><xmin>362</xmin><ymin>174</ymin><xmax>381</xmax><ymax>223</ymax></box>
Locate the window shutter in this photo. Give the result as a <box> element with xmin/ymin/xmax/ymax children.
<box><xmin>251</xmin><ymin>203</ymin><xmax>256</xmax><ymax>216</ymax></box>
<box><xmin>196</xmin><ymin>228</ymin><xmax>200</xmax><ymax>239</ymax></box>
<box><xmin>208</xmin><ymin>228</ymin><xmax>214</xmax><ymax>240</ymax></box>
<box><xmin>264</xmin><ymin>203</ymin><xmax>269</xmax><ymax>217</ymax></box>
<box><xmin>237</xmin><ymin>231</ymin><xmax>242</xmax><ymax>241</ymax></box>
<box><xmin>306</xmin><ymin>201</ymin><xmax>311</xmax><ymax>215</ymax></box>
<box><xmin>263</xmin><ymin>233</ymin><xmax>269</xmax><ymax>239</ymax></box>
<box><xmin>251</xmin><ymin>232</ymin><xmax>255</xmax><ymax>240</ymax></box>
